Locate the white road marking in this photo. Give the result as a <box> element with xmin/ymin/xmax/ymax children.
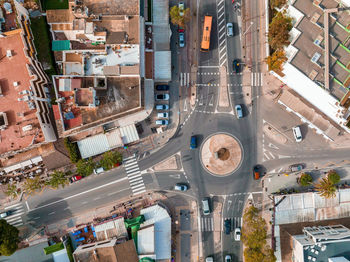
<box><xmin>268</xmin><ymin>143</ymin><xmax>279</xmax><ymax>150</ymax></box>
<box><xmin>27</xmin><ymin>177</ymin><xmax>128</xmax><ymax>212</ymax></box>
<box><xmin>25</xmin><ymin>201</ymin><xmax>30</xmax><ymax>211</ymax></box>
<box><xmin>4</xmin><ymin>202</ymin><xmax>22</xmax><ymax>210</ymax></box>
<box><xmin>48</xmin><ymin>211</ymin><xmax>55</xmax><ymax>215</ymax></box>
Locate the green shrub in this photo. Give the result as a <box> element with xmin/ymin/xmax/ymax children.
<box><xmin>44</xmin><ymin>242</ymin><xmax>64</xmax><ymax>255</ymax></box>
<box><xmin>100</xmin><ymin>151</ymin><xmax>123</xmax><ymax>170</ymax></box>
<box><xmin>64</xmin><ymin>138</ymin><xmax>80</xmax><ymax>163</ymax></box>
<box><xmin>327</xmin><ymin>170</ymin><xmax>340</xmax><ymax>184</ymax></box>
<box><xmin>299</xmin><ymin>173</ymin><xmax>312</xmax><ymax>187</ymax></box>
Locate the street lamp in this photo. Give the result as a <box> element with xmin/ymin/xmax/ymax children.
<box><xmin>243</xmin><ymin>22</ymin><xmax>254</xmax><ymax>36</ymax></box>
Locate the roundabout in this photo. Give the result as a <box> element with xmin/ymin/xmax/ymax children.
<box><xmin>200</xmin><ymin>132</ymin><xmax>243</xmax><ymax>176</ymax></box>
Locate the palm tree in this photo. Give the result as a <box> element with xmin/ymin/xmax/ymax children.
<box><xmin>314</xmin><ymin>177</ymin><xmax>337</xmax><ymax>198</ymax></box>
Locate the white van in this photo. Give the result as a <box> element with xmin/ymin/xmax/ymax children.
<box><xmin>292</xmin><ymin>126</ymin><xmax>302</xmax><ymax>142</ymax></box>
<box><xmin>202</xmin><ymin>198</ymin><xmax>210</xmax><ymax>215</ymax></box>
<box><xmin>94</xmin><ymin>167</ymin><xmax>105</xmax><ymax>175</ymax></box>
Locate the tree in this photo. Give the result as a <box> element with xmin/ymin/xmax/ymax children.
<box><xmin>314</xmin><ymin>177</ymin><xmax>337</xmax><ymax>198</ymax></box>
<box><xmin>244</xmin><ymin>248</ymin><xmax>265</xmax><ymax>262</ymax></box>
<box><xmin>23</xmin><ymin>177</ymin><xmax>43</xmax><ymax>195</ymax></box>
<box><xmin>242</xmin><ymin>206</ymin><xmax>267</xmax><ymax>249</ymax></box>
<box><xmin>0</xmin><ymin>220</ymin><xmax>19</xmax><ymax>256</ymax></box>
<box><xmin>63</xmin><ymin>138</ymin><xmax>80</xmax><ymax>163</ymax></box>
<box><xmin>5</xmin><ymin>184</ymin><xmax>20</xmax><ymax>199</ymax></box>
<box><xmin>299</xmin><ymin>173</ymin><xmax>312</xmax><ymax>187</ymax></box>
<box><xmin>268</xmin><ymin>11</ymin><xmax>292</xmax><ymax>51</ymax></box>
<box><xmin>266</xmin><ymin>50</ymin><xmax>287</xmax><ymax>72</ymax></box>
<box><xmin>46</xmin><ymin>171</ymin><xmax>69</xmax><ymax>189</ymax></box>
<box><xmin>270</xmin><ymin>0</ymin><xmax>287</xmax><ymax>9</ymax></box>
<box><xmin>327</xmin><ymin>170</ymin><xmax>340</xmax><ymax>185</ymax></box>
<box><xmin>76</xmin><ymin>158</ymin><xmax>95</xmax><ymax>177</ymax></box>
<box><xmin>100</xmin><ymin>151</ymin><xmax>123</xmax><ymax>170</ymax></box>
<box><xmin>169</xmin><ymin>6</ymin><xmax>191</xmax><ymax>28</ymax></box>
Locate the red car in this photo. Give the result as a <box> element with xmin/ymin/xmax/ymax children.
<box><xmin>178</xmin><ymin>26</ymin><xmax>184</xmax><ymax>33</ymax></box>
<box><xmin>70</xmin><ymin>175</ymin><xmax>83</xmax><ymax>183</ymax></box>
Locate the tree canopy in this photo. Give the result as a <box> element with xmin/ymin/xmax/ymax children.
<box><xmin>46</xmin><ymin>171</ymin><xmax>69</xmax><ymax>189</ymax></box>
<box><xmin>314</xmin><ymin>177</ymin><xmax>337</xmax><ymax>198</ymax></box>
<box><xmin>327</xmin><ymin>170</ymin><xmax>340</xmax><ymax>185</ymax></box>
<box><xmin>0</xmin><ymin>220</ymin><xmax>19</xmax><ymax>256</ymax></box>
<box><xmin>266</xmin><ymin>49</ymin><xmax>287</xmax><ymax>72</ymax></box>
<box><xmin>169</xmin><ymin>6</ymin><xmax>190</xmax><ymax>28</ymax></box>
<box><xmin>270</xmin><ymin>0</ymin><xmax>287</xmax><ymax>9</ymax></box>
<box><xmin>23</xmin><ymin>176</ymin><xmax>43</xmax><ymax>195</ymax></box>
<box><xmin>299</xmin><ymin>173</ymin><xmax>313</xmax><ymax>187</ymax></box>
<box><xmin>76</xmin><ymin>158</ymin><xmax>95</xmax><ymax>177</ymax></box>
<box><xmin>100</xmin><ymin>151</ymin><xmax>123</xmax><ymax>170</ymax></box>
<box><xmin>268</xmin><ymin>11</ymin><xmax>292</xmax><ymax>51</ymax></box>
<box><xmin>242</xmin><ymin>206</ymin><xmax>276</xmax><ymax>262</ymax></box>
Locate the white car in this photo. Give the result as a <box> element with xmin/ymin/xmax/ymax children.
<box><xmin>234</xmin><ymin>228</ymin><xmax>241</xmax><ymax>241</ymax></box>
<box><xmin>235</xmin><ymin>104</ymin><xmax>243</xmax><ymax>119</ymax></box>
<box><xmin>227</xmin><ymin>23</ymin><xmax>233</xmax><ymax>36</ymax></box>
<box><xmin>174</xmin><ymin>183</ymin><xmax>188</xmax><ymax>191</ymax></box>
<box><xmin>157</xmin><ymin>112</ymin><xmax>169</xmax><ymax>118</ymax></box>
<box><xmin>292</xmin><ymin>126</ymin><xmax>303</xmax><ymax>142</ymax></box>
<box><xmin>225</xmin><ymin>255</ymin><xmax>232</xmax><ymax>262</ymax></box>
<box><xmin>205</xmin><ymin>257</ymin><xmax>213</xmax><ymax>262</ymax></box>
<box><xmin>156</xmin><ymin>120</ymin><xmax>169</xmax><ymax>125</ymax></box>
<box><xmin>178</xmin><ymin>2</ymin><xmax>185</xmax><ymax>16</ymax></box>
<box><xmin>179</xmin><ymin>32</ymin><xmax>185</xmax><ymax>48</ymax></box>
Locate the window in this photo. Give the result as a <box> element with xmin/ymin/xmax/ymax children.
<box><xmin>311</xmin><ymin>52</ymin><xmax>321</xmax><ymax>63</ymax></box>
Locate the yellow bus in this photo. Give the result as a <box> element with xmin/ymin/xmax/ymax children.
<box><xmin>201</xmin><ymin>16</ymin><xmax>213</xmax><ymax>52</ymax></box>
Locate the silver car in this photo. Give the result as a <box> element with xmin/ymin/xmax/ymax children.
<box><xmin>235</xmin><ymin>104</ymin><xmax>243</xmax><ymax>119</ymax></box>
<box><xmin>227</xmin><ymin>23</ymin><xmax>233</xmax><ymax>36</ymax></box>
<box><xmin>157</xmin><ymin>112</ymin><xmax>169</xmax><ymax>118</ymax></box>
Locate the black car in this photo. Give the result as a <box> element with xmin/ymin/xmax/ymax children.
<box><xmin>156</xmin><ymin>85</ymin><xmax>169</xmax><ymax>91</ymax></box>
<box><xmin>233</xmin><ymin>59</ymin><xmax>240</xmax><ymax>73</ymax></box>
<box><xmin>224</xmin><ymin>218</ymin><xmax>231</xmax><ymax>235</ymax></box>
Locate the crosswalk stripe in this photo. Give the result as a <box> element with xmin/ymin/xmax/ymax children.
<box><xmin>4</xmin><ymin>203</ymin><xmax>22</xmax><ymax>210</ymax></box>
<box><xmin>125</xmin><ymin>166</ymin><xmax>139</xmax><ymax>173</ymax></box>
<box><xmin>5</xmin><ymin>216</ymin><xmax>23</xmax><ymax>223</ymax></box>
<box><xmin>132</xmin><ymin>184</ymin><xmax>145</xmax><ymax>191</ymax></box>
<box><xmin>123</xmin><ymin>155</ymin><xmax>136</xmax><ymax>161</ymax></box>
<box><xmin>187</xmin><ymin>72</ymin><xmax>190</xmax><ymax>86</ymax></box>
<box><xmin>129</xmin><ymin>176</ymin><xmax>143</xmax><ymax>184</ymax></box>
<box><xmin>124</xmin><ymin>161</ymin><xmax>138</xmax><ymax>168</ymax></box>
<box><xmin>133</xmin><ymin>189</ymin><xmax>146</xmax><ymax>195</ymax></box>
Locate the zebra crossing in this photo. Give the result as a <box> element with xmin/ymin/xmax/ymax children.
<box><xmin>123</xmin><ymin>155</ymin><xmax>146</xmax><ymax>195</ymax></box>
<box><xmin>180</xmin><ymin>72</ymin><xmax>190</xmax><ymax>87</ymax></box>
<box><xmin>216</xmin><ymin>0</ymin><xmax>227</xmax><ymax>67</ymax></box>
<box><xmin>251</xmin><ymin>72</ymin><xmax>263</xmax><ymax>87</ymax></box>
<box><xmin>3</xmin><ymin>202</ymin><xmax>25</xmax><ymax>227</ymax></box>
<box><xmin>200</xmin><ymin>217</ymin><xmax>242</xmax><ymax>232</ymax></box>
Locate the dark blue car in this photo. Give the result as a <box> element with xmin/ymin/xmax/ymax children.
<box><xmin>190</xmin><ymin>136</ymin><xmax>197</xmax><ymax>149</ymax></box>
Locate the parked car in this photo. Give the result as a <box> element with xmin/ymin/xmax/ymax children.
<box><xmin>190</xmin><ymin>135</ymin><xmax>197</xmax><ymax>149</ymax></box>
<box><xmin>94</xmin><ymin>167</ymin><xmax>105</xmax><ymax>175</ymax></box>
<box><xmin>0</xmin><ymin>211</ymin><xmax>11</xmax><ymax>218</ymax></box>
<box><xmin>234</xmin><ymin>228</ymin><xmax>241</xmax><ymax>241</ymax></box>
<box><xmin>70</xmin><ymin>175</ymin><xmax>83</xmax><ymax>183</ymax></box>
<box><xmin>224</xmin><ymin>218</ymin><xmax>231</xmax><ymax>235</ymax></box>
<box><xmin>227</xmin><ymin>23</ymin><xmax>233</xmax><ymax>36</ymax></box>
<box><xmin>157</xmin><ymin>112</ymin><xmax>169</xmax><ymax>118</ymax></box>
<box><xmin>206</xmin><ymin>257</ymin><xmax>214</xmax><ymax>262</ymax></box>
<box><xmin>156</xmin><ymin>94</ymin><xmax>170</xmax><ymax>101</ymax></box>
<box><xmin>156</xmin><ymin>85</ymin><xmax>169</xmax><ymax>91</ymax></box>
<box><xmin>225</xmin><ymin>255</ymin><xmax>232</xmax><ymax>262</ymax></box>
<box><xmin>179</xmin><ymin>32</ymin><xmax>185</xmax><ymax>47</ymax></box>
<box><xmin>178</xmin><ymin>26</ymin><xmax>185</xmax><ymax>33</ymax></box>
<box><xmin>202</xmin><ymin>197</ymin><xmax>211</xmax><ymax>215</ymax></box>
<box><xmin>292</xmin><ymin>126</ymin><xmax>303</xmax><ymax>142</ymax></box>
<box><xmin>289</xmin><ymin>163</ymin><xmax>304</xmax><ymax>172</ymax></box>
<box><xmin>156</xmin><ymin>119</ymin><xmax>169</xmax><ymax>125</ymax></box>
<box><xmin>235</xmin><ymin>104</ymin><xmax>243</xmax><ymax>119</ymax></box>
<box><xmin>233</xmin><ymin>59</ymin><xmax>240</xmax><ymax>73</ymax></box>
<box><xmin>156</xmin><ymin>104</ymin><xmax>169</xmax><ymax>110</ymax></box>
<box><xmin>174</xmin><ymin>183</ymin><xmax>188</xmax><ymax>191</ymax></box>
<box><xmin>178</xmin><ymin>2</ymin><xmax>185</xmax><ymax>16</ymax></box>
<box><xmin>253</xmin><ymin>165</ymin><xmax>260</xmax><ymax>180</ymax></box>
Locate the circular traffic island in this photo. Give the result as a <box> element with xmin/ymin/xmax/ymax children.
<box><xmin>200</xmin><ymin>133</ymin><xmax>243</xmax><ymax>176</ymax></box>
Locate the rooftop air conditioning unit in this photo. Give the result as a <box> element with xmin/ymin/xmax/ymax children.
<box><xmin>13</xmin><ymin>82</ymin><xmax>19</xmax><ymax>87</ymax></box>
<box><xmin>6</xmin><ymin>50</ymin><xmax>12</xmax><ymax>57</ymax></box>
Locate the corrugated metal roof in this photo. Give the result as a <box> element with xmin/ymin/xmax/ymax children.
<box><xmin>137</xmin><ymin>225</ymin><xmax>155</xmax><ymax>255</ymax></box>
<box><xmin>154</xmin><ymin>51</ymin><xmax>171</xmax><ymax>81</ymax></box>
<box><xmin>275</xmin><ymin>189</ymin><xmax>350</xmax><ymax>225</ymax></box>
<box><xmin>77</xmin><ymin>134</ymin><xmax>110</xmax><ymax>159</ymax></box>
<box><xmin>106</xmin><ymin>129</ymin><xmax>123</xmax><ymax>148</ymax></box>
<box><xmin>119</xmin><ymin>124</ymin><xmax>139</xmax><ymax>144</ymax></box>
<box><xmin>140</xmin><ymin>205</ymin><xmax>171</xmax><ymax>260</ymax></box>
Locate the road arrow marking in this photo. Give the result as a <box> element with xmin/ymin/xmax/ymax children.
<box><xmin>268</xmin><ymin>143</ymin><xmax>279</xmax><ymax>149</ymax></box>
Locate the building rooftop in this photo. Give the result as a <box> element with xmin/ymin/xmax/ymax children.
<box><xmin>0</xmin><ymin>31</ymin><xmax>46</xmax><ymax>155</ymax></box>
<box><xmin>83</xmin><ymin>0</ymin><xmax>139</xmax><ymax>16</ymax></box>
<box><xmin>288</xmin><ymin>0</ymin><xmax>350</xmax><ymax>100</ymax></box>
<box><xmin>53</xmin><ymin>76</ymin><xmax>141</xmax><ymax>136</ymax></box>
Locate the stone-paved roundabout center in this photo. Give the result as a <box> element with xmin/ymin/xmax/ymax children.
<box><xmin>200</xmin><ymin>132</ymin><xmax>243</xmax><ymax>176</ymax></box>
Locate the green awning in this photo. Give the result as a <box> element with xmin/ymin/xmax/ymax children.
<box><xmin>52</xmin><ymin>40</ymin><xmax>71</xmax><ymax>51</ymax></box>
